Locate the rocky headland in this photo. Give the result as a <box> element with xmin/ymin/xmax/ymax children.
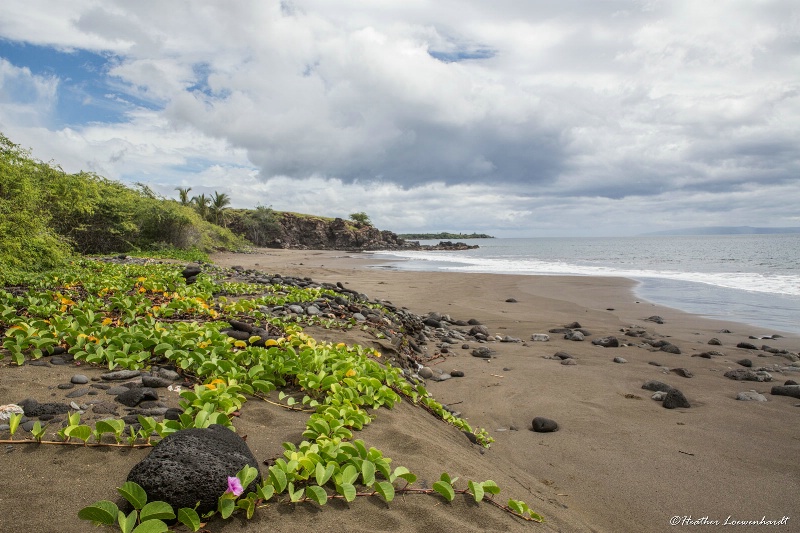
<box><xmin>256</xmin><ymin>212</ymin><xmax>478</xmax><ymax>251</ymax></box>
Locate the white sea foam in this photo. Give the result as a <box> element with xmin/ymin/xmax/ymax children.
<box><xmin>372</xmin><ymin>250</ymin><xmax>800</xmax><ymax>297</ymax></box>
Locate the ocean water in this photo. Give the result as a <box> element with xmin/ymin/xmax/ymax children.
<box><xmin>370</xmin><ymin>235</ymin><xmax>800</xmax><ymax>335</ymax></box>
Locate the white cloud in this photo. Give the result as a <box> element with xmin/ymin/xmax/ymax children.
<box><xmin>0</xmin><ymin>1</ymin><xmax>798</xmax><ymax>235</ymax></box>
<box><xmin>0</xmin><ymin>58</ymin><xmax>58</xmax><ymax>127</ymax></box>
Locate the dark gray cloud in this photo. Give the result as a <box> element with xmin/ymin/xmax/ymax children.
<box><xmin>0</xmin><ymin>0</ymin><xmax>798</xmax><ymax>235</ymax></box>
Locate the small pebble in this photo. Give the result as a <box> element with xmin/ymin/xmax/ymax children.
<box><xmin>70</xmin><ymin>375</ymin><xmax>89</xmax><ymax>385</ymax></box>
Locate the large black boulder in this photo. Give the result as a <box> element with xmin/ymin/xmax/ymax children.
<box><xmin>127</xmin><ymin>424</ymin><xmax>261</xmax><ymax>514</ymax></box>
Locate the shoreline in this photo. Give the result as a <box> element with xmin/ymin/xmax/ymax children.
<box><xmin>212</xmin><ymin>248</ymin><xmax>800</xmax><ymax>532</ymax></box>
<box><xmin>366</xmin><ymin>240</ymin><xmax>800</xmax><ymax>337</ymax></box>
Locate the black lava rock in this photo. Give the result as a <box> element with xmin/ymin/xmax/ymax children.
<box><xmin>592</xmin><ymin>336</ymin><xmax>619</xmax><ymax>348</ymax></box>
<box><xmin>127</xmin><ymin>424</ymin><xmax>261</xmax><ymax>514</ymax></box>
<box><xmin>660</xmin><ymin>344</ymin><xmax>681</xmax><ymax>354</ymax></box>
<box><xmin>471</xmin><ymin>347</ymin><xmax>492</xmax><ymax>358</ymax></box>
<box><xmin>770</xmin><ymin>386</ymin><xmax>800</xmax><ymax>399</ymax></box>
<box><xmin>18</xmin><ymin>399</ymin><xmax>70</xmax><ymax>418</ymax></box>
<box><xmin>532</xmin><ymin>417</ymin><xmax>559</xmax><ymax>433</ymax></box>
<box><xmin>181</xmin><ymin>265</ymin><xmax>202</xmax><ymax>279</ymax></box>
<box><xmin>116</xmin><ymin>388</ymin><xmax>159</xmax><ymax>407</ymax></box>
<box><xmin>662</xmin><ymin>389</ymin><xmax>690</xmax><ymax>409</ymax></box>
<box><xmin>641</xmin><ymin>380</ymin><xmax>674</xmax><ymax>393</ymax></box>
<box><xmin>141</xmin><ymin>375</ymin><xmax>174</xmax><ymax>388</ymax></box>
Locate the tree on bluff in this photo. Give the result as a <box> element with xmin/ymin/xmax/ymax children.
<box><xmin>349</xmin><ymin>212</ymin><xmax>372</xmax><ymax>226</ymax></box>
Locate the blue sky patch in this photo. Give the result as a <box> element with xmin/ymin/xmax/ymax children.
<box><xmin>0</xmin><ymin>39</ymin><xmax>157</xmax><ymax>126</ymax></box>
<box><xmin>428</xmin><ymin>47</ymin><xmax>496</xmax><ymax>63</ymax></box>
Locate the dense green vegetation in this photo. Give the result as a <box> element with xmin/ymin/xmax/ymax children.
<box><xmin>398</xmin><ymin>232</ymin><xmax>494</xmax><ymax>240</ymax></box>
<box><xmin>0</xmin><ymin>134</ymin><xmax>245</xmax><ymax>279</ymax></box>
<box><xmin>0</xmin><ymin>259</ymin><xmax>542</xmax><ymax>528</ymax></box>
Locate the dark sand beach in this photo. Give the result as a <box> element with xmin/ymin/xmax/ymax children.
<box><xmin>1</xmin><ymin>248</ymin><xmax>797</xmax><ymax>532</ymax></box>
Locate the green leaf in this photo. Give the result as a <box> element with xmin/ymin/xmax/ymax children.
<box><xmin>78</xmin><ymin>500</ymin><xmax>119</xmax><ymax>525</ymax></box>
<box><xmin>375</xmin><ymin>481</ymin><xmax>395</xmax><ymax>503</ymax></box>
<box><xmin>269</xmin><ymin>466</ymin><xmax>288</xmax><ymax>493</ymax></box>
<box><xmin>439</xmin><ymin>472</ymin><xmax>458</xmax><ymax>486</ymax></box>
<box><xmin>8</xmin><ymin>412</ymin><xmax>21</xmax><ymax>436</ymax></box>
<box><xmin>237</xmin><ymin>464</ymin><xmax>259</xmax><ymax>489</ymax></box>
<box><xmin>432</xmin><ymin>480</ymin><xmax>455</xmax><ymax>502</ymax></box>
<box><xmin>391</xmin><ymin>466</ymin><xmax>417</xmax><ymax>485</ymax></box>
<box><xmin>508</xmin><ymin>499</ymin><xmax>523</xmax><ymax>514</ymax></box>
<box><xmin>118</xmin><ymin>510</ymin><xmax>137</xmax><ymax>533</ymax></box>
<box><xmin>117</xmin><ymin>481</ymin><xmax>148</xmax><ymax>510</ymax></box>
<box><xmin>218</xmin><ymin>497</ymin><xmax>235</xmax><ymax>519</ymax></box>
<box><xmin>315</xmin><ymin>461</ymin><xmax>334</xmax><ymax>486</ymax></box>
<box><xmin>337</xmin><ymin>482</ymin><xmax>356</xmax><ymax>502</ymax></box>
<box><xmin>95</xmin><ymin>419</ymin><xmax>118</xmax><ymax>436</ymax></box>
<box><xmin>288</xmin><ymin>482</ymin><xmax>304</xmax><ymax>503</ymax></box>
<box><xmin>353</xmin><ymin>439</ymin><xmax>368</xmax><ymax>459</ymax></box>
<box><xmin>177</xmin><ymin>507</ymin><xmax>202</xmax><ymax>532</ymax></box>
<box><xmin>481</xmin><ymin>480</ymin><xmax>501</xmax><ymax>495</ymax></box>
<box><xmin>31</xmin><ymin>420</ymin><xmax>46</xmax><ymax>441</ymax></box>
<box><xmin>139</xmin><ymin>501</ymin><xmax>176</xmax><ymax>522</ymax></box>
<box><xmin>305</xmin><ymin>485</ymin><xmax>328</xmax><ymax>506</ymax></box>
<box><xmin>66</xmin><ymin>424</ymin><xmax>92</xmax><ymax>443</ymax></box>
<box><xmin>361</xmin><ymin>460</ymin><xmax>376</xmax><ymax>487</ymax></box>
<box><xmin>131</xmin><ymin>519</ymin><xmax>169</xmax><ymax>533</ymax></box>
<box><xmin>341</xmin><ymin>464</ymin><xmax>358</xmax><ymax>485</ymax></box>
<box><xmin>468</xmin><ymin>480</ymin><xmax>484</xmax><ymax>502</ymax></box>
<box><xmin>258</xmin><ymin>483</ymin><xmax>275</xmax><ymax>501</ymax></box>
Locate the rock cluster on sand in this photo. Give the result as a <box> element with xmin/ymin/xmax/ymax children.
<box><xmin>641</xmin><ymin>381</ymin><xmax>690</xmax><ymax>409</ymax></box>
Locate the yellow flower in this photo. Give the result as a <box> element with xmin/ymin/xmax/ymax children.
<box><xmin>345</xmin><ymin>368</ymin><xmax>357</xmax><ymax>377</ymax></box>
<box><xmin>137</xmin><ymin>277</ymin><xmax>146</xmax><ymax>282</ymax></box>
<box><xmin>102</xmin><ymin>317</ymin><xmax>113</xmax><ymax>325</ymax></box>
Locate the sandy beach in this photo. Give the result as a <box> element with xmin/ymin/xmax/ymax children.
<box><xmin>1</xmin><ymin>248</ymin><xmax>798</xmax><ymax>533</ymax></box>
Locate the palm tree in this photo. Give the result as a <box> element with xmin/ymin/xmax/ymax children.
<box><xmin>175</xmin><ymin>187</ymin><xmax>192</xmax><ymax>206</ymax></box>
<box><xmin>192</xmin><ymin>193</ymin><xmax>211</xmax><ymax>221</ymax></box>
<box><xmin>209</xmin><ymin>191</ymin><xmax>231</xmax><ymax>227</ymax></box>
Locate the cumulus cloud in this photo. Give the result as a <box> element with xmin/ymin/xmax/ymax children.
<box><xmin>0</xmin><ymin>0</ymin><xmax>798</xmax><ymax>235</ymax></box>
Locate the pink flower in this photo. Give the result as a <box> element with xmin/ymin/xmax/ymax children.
<box><xmin>226</xmin><ymin>476</ymin><xmax>243</xmax><ymax>497</ymax></box>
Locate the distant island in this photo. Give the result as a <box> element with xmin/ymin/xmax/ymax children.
<box><xmin>641</xmin><ymin>226</ymin><xmax>800</xmax><ymax>236</ymax></box>
<box><xmin>398</xmin><ymin>232</ymin><xmax>495</xmax><ymax>239</ymax></box>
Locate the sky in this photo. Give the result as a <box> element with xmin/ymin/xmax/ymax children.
<box><xmin>0</xmin><ymin>1</ymin><xmax>798</xmax><ymax>237</ymax></box>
